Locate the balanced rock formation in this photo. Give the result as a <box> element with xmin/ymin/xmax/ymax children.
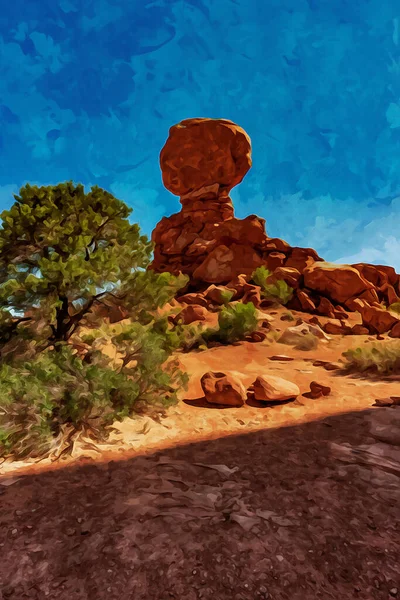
<box><xmin>151</xmin><ymin>118</ymin><xmax>322</xmax><ymax>285</ymax></box>
<box><xmin>151</xmin><ymin>118</ymin><xmax>400</xmax><ymax>336</ymax></box>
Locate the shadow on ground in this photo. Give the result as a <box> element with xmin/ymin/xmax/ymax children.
<box><xmin>1</xmin><ymin>407</ymin><xmax>399</xmax><ymax>600</ymax></box>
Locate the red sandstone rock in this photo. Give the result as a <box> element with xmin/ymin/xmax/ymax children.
<box><xmin>201</xmin><ymin>371</ymin><xmax>247</xmax><ymax>406</ymax></box>
<box><xmin>192</xmin><ymin>243</ymin><xmax>264</xmax><ymax>284</ymax></box>
<box><xmin>285</xmin><ymin>248</ymin><xmax>322</xmax><ymax>273</ymax></box>
<box><xmin>323</xmin><ymin>319</ymin><xmax>353</xmax><ymax>335</ymax></box>
<box><xmin>253</xmin><ymin>375</ymin><xmax>300</xmax><ymax>402</ymax></box>
<box><xmin>306</xmin><ymin>381</ymin><xmax>332</xmax><ymax>399</ymax></box>
<box><xmin>273</xmin><ymin>266</ymin><xmax>302</xmax><ymax>288</ymax></box>
<box><xmin>315</xmin><ymin>296</ymin><xmax>336</xmax><ymax>318</ymax></box>
<box><xmin>351</xmin><ymin>324</ymin><xmax>370</xmax><ymax>335</ymax></box>
<box><xmin>296</xmin><ymin>290</ymin><xmax>317</xmax><ymax>312</ymax></box>
<box><xmin>304</xmin><ymin>262</ymin><xmax>373</xmax><ymax>304</ymax></box>
<box><xmin>352</xmin><ymin>299</ymin><xmax>400</xmax><ymax>334</ymax></box>
<box><xmin>160</xmin><ymin>118</ymin><xmax>251</xmax><ymax>197</ymax></box>
<box><xmin>265</xmin><ymin>252</ymin><xmax>286</xmax><ymax>271</ymax></box>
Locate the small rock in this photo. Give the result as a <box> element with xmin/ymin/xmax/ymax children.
<box><xmin>373</xmin><ymin>397</ymin><xmax>400</xmax><ymax>407</ymax></box>
<box><xmin>313</xmin><ymin>360</ymin><xmax>342</xmax><ymax>371</ymax></box>
<box><xmin>306</xmin><ymin>381</ymin><xmax>332</xmax><ymax>399</ymax></box>
<box><xmin>390</xmin><ymin>588</ymin><xmax>398</xmax><ymax>597</ymax></box>
<box><xmin>247</xmin><ymin>331</ymin><xmax>267</xmax><ymax>343</ymax></box>
<box><xmin>201</xmin><ymin>371</ymin><xmax>247</xmax><ymax>407</ymax></box>
<box><xmin>269</xmin><ymin>355</ymin><xmax>294</xmax><ymax>362</ymax></box>
<box><xmin>253</xmin><ymin>375</ymin><xmax>300</xmax><ymax>402</ymax></box>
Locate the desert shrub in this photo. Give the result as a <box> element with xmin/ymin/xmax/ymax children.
<box><xmin>0</xmin><ymin>321</ymin><xmax>187</xmax><ymax>459</ymax></box>
<box><xmin>388</xmin><ymin>302</ymin><xmax>400</xmax><ymax>315</ymax></box>
<box><xmin>294</xmin><ymin>332</ymin><xmax>319</xmax><ymax>351</ymax></box>
<box><xmin>251</xmin><ymin>266</ymin><xmax>293</xmax><ymax>305</ymax></box>
<box><xmin>342</xmin><ymin>341</ymin><xmax>400</xmax><ymax>374</ymax></box>
<box><xmin>219</xmin><ymin>289</ymin><xmax>234</xmax><ymax>305</ymax></box>
<box><xmin>204</xmin><ymin>302</ymin><xmax>258</xmax><ymax>344</ymax></box>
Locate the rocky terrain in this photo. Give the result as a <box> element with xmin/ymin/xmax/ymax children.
<box><xmin>151</xmin><ymin>118</ymin><xmax>400</xmax><ymax>339</ymax></box>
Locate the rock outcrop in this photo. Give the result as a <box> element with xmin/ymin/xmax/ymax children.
<box><xmin>151</xmin><ymin>117</ymin><xmax>400</xmax><ymax>336</ymax></box>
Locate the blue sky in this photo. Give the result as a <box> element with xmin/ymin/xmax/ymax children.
<box><xmin>1</xmin><ymin>0</ymin><xmax>400</xmax><ymax>269</ymax></box>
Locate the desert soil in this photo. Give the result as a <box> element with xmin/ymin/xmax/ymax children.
<box><xmin>1</xmin><ymin>308</ymin><xmax>400</xmax><ymax>599</ymax></box>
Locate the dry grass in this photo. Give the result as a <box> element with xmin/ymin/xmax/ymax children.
<box><xmin>342</xmin><ymin>341</ymin><xmax>400</xmax><ymax>375</ymax></box>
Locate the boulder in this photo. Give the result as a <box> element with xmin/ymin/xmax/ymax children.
<box><xmin>296</xmin><ymin>289</ymin><xmax>316</xmax><ymax>312</ymax></box>
<box><xmin>201</xmin><ymin>371</ymin><xmax>247</xmax><ymax>406</ymax></box>
<box><xmin>304</xmin><ymin>262</ymin><xmax>373</xmax><ymax>304</ymax></box>
<box><xmin>323</xmin><ymin>319</ymin><xmax>353</xmax><ymax>335</ymax></box>
<box><xmin>316</xmin><ymin>296</ymin><xmax>336</xmax><ymax>318</ymax></box>
<box><xmin>253</xmin><ymin>375</ymin><xmax>300</xmax><ymax>402</ymax></box>
<box><xmin>160</xmin><ymin>118</ymin><xmax>251</xmax><ymax>197</ymax></box>
<box><xmin>353</xmin><ymin>300</ymin><xmax>400</xmax><ymax>334</ymax></box>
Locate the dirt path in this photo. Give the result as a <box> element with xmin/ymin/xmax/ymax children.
<box><xmin>1</xmin><ymin>406</ymin><xmax>400</xmax><ymax>600</ymax></box>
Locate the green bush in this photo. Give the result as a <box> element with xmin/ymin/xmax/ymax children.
<box><xmin>0</xmin><ymin>320</ymin><xmax>187</xmax><ymax>459</ymax></box>
<box><xmin>251</xmin><ymin>266</ymin><xmax>293</xmax><ymax>305</ymax></box>
<box><xmin>342</xmin><ymin>341</ymin><xmax>400</xmax><ymax>375</ymax></box>
<box><xmin>204</xmin><ymin>302</ymin><xmax>258</xmax><ymax>344</ymax></box>
<box><xmin>219</xmin><ymin>289</ymin><xmax>234</xmax><ymax>305</ymax></box>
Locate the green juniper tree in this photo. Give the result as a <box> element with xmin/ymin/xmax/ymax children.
<box><xmin>0</xmin><ymin>182</ymin><xmax>184</xmax><ymax>347</ymax></box>
<box><xmin>0</xmin><ymin>182</ymin><xmax>188</xmax><ymax>458</ymax></box>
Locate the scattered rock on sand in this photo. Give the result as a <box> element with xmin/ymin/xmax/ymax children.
<box><xmin>252</xmin><ymin>375</ymin><xmax>300</xmax><ymax>402</ymax></box>
<box><xmin>201</xmin><ymin>371</ymin><xmax>247</xmax><ymax>407</ymax></box>
<box><xmin>246</xmin><ymin>331</ymin><xmax>267</xmax><ymax>343</ymax></box>
<box><xmin>269</xmin><ymin>355</ymin><xmax>294</xmax><ymax>362</ymax></box>
<box><xmin>307</xmin><ymin>381</ymin><xmax>332</xmax><ymax>399</ymax></box>
<box><xmin>373</xmin><ymin>397</ymin><xmax>400</xmax><ymax>407</ymax></box>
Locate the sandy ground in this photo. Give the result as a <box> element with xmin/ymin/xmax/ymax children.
<box><xmin>1</xmin><ymin>308</ymin><xmax>400</xmax><ymax>599</ymax></box>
